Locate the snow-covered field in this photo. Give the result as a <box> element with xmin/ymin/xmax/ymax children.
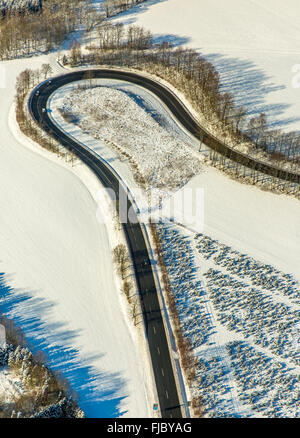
<box><xmin>112</xmin><ymin>0</ymin><xmax>300</xmax><ymax>133</ymax></box>
<box><xmin>59</xmin><ymin>84</ymin><xmax>201</xmax><ymax>192</ymax></box>
<box><xmin>0</xmin><ymin>55</ymin><xmax>151</xmax><ymax>418</ymax></box>
<box><xmin>0</xmin><ymin>0</ymin><xmax>40</xmax><ymax>13</ymax></box>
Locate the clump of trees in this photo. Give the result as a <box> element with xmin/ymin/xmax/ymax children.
<box><xmin>0</xmin><ymin>314</ymin><xmax>84</xmax><ymax>418</ymax></box>
<box><xmin>0</xmin><ymin>0</ymin><xmax>89</xmax><ymax>59</ymax></box>
<box><xmin>0</xmin><ymin>0</ymin><xmax>42</xmax><ymax>17</ymax></box>
<box><xmin>0</xmin><ymin>0</ymin><xmax>148</xmax><ymax>59</ymax></box>
<box><xmin>0</xmin><ymin>344</ymin><xmax>85</xmax><ymax>418</ymax></box>
<box><xmin>96</xmin><ymin>22</ymin><xmax>152</xmax><ymax>51</ymax></box>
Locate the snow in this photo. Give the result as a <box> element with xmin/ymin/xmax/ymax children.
<box><xmin>111</xmin><ymin>0</ymin><xmax>300</xmax><ymax>132</ymax></box>
<box><xmin>0</xmin><ymin>367</ymin><xmax>23</xmax><ymax>404</ymax></box>
<box><xmin>0</xmin><ymin>54</ymin><xmax>151</xmax><ymax>418</ymax></box>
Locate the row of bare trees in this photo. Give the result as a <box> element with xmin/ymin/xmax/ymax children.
<box><xmin>15</xmin><ymin>68</ymin><xmax>77</xmax><ymax>166</ymax></box>
<box><xmin>72</xmin><ymin>21</ymin><xmax>300</xmax><ymax>173</ymax></box>
<box><xmin>0</xmin><ymin>313</ymin><xmax>83</xmax><ymax>418</ymax></box>
<box><xmin>103</xmin><ymin>0</ymin><xmax>147</xmax><ymax>18</ymax></box>
<box><xmin>96</xmin><ymin>22</ymin><xmax>153</xmax><ymax>51</ymax></box>
<box><xmin>148</xmin><ymin>220</ymin><xmax>203</xmax><ymax>417</ymax></box>
<box><xmin>0</xmin><ymin>0</ymin><xmax>42</xmax><ymax>17</ymax></box>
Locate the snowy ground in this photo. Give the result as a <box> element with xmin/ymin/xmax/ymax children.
<box><xmin>0</xmin><ymin>54</ymin><xmax>151</xmax><ymax>418</ymax></box>
<box><xmin>52</xmin><ymin>77</ymin><xmax>300</xmax><ymax>417</ymax></box>
<box><xmin>111</xmin><ymin>0</ymin><xmax>300</xmax><ymax>133</ymax></box>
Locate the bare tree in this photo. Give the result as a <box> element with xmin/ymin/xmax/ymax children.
<box><xmin>41</xmin><ymin>64</ymin><xmax>53</xmax><ymax>80</ymax></box>
<box><xmin>247</xmin><ymin>113</ymin><xmax>268</xmax><ymax>148</ymax></box>
<box><xmin>113</xmin><ymin>244</ymin><xmax>129</xmax><ymax>280</ymax></box>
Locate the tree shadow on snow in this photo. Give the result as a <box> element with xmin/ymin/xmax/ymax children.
<box><xmin>108</xmin><ymin>0</ymin><xmax>169</xmax><ymax>26</ymax></box>
<box><xmin>0</xmin><ymin>273</ymin><xmax>127</xmax><ymax>418</ymax></box>
<box><xmin>154</xmin><ymin>34</ymin><xmax>190</xmax><ymax>47</ymax></box>
<box><xmin>205</xmin><ymin>53</ymin><xmax>300</xmax><ymax>131</ymax></box>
